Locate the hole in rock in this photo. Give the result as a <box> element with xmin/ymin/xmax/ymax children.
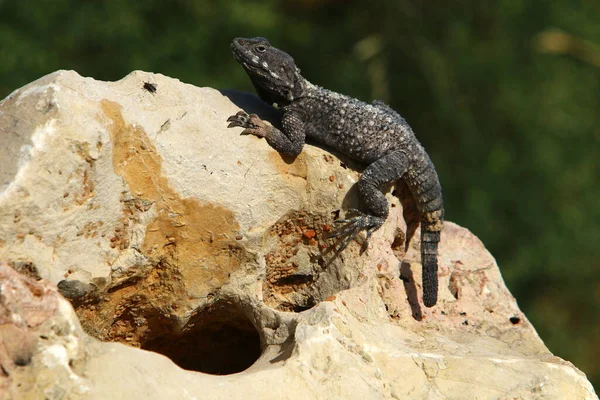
<box><xmin>390</xmin><ymin>228</ymin><xmax>406</xmax><ymax>260</ymax></box>
<box><xmin>13</xmin><ymin>356</ymin><xmax>31</xmax><ymax>367</ymax></box>
<box><xmin>509</xmin><ymin>316</ymin><xmax>521</xmax><ymax>325</ymax></box>
<box><xmin>141</xmin><ymin>301</ymin><xmax>262</xmax><ymax>375</ymax></box>
<box><xmin>448</xmin><ymin>272</ymin><xmax>460</xmax><ymax>300</ymax></box>
<box><xmin>71</xmin><ymin>262</ymin><xmax>260</xmax><ymax>376</ymax></box>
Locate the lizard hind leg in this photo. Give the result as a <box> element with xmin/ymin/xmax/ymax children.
<box><xmin>329</xmin><ymin>150</ymin><xmax>409</xmax><ymax>255</ymax></box>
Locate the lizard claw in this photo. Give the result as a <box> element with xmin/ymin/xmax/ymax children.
<box><xmin>328</xmin><ymin>210</ymin><xmax>385</xmax><ymax>255</ymax></box>
<box><xmin>333</xmin><ymin>208</ymin><xmax>362</xmax><ymax>224</ymax></box>
<box><xmin>227</xmin><ymin>111</ymin><xmax>268</xmax><ymax>138</ymax></box>
<box><xmin>227</xmin><ymin>111</ymin><xmax>250</xmax><ymax>128</ymax></box>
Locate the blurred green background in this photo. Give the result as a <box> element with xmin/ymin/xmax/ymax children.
<box><xmin>1</xmin><ymin>0</ymin><xmax>598</xmax><ymax>389</ymax></box>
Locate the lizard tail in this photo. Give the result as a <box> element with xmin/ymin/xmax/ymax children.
<box><xmin>421</xmin><ymin>226</ymin><xmax>440</xmax><ymax>307</ymax></box>
<box><xmin>407</xmin><ymin>151</ymin><xmax>444</xmax><ymax>307</ymax></box>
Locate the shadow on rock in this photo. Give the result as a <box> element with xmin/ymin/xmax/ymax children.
<box><xmin>400</xmin><ymin>261</ymin><xmax>423</xmax><ymax>321</ymax></box>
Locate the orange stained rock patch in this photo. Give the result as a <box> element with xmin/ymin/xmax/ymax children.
<box><xmin>302</xmin><ymin>229</ymin><xmax>316</xmax><ymax>240</ymax></box>
<box><xmin>99</xmin><ymin>100</ymin><xmax>243</xmax><ymax>296</ymax></box>
<box><xmin>267</xmin><ymin>151</ymin><xmax>308</xmax><ymax>180</ymax></box>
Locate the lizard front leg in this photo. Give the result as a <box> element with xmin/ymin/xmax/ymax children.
<box><xmin>330</xmin><ymin>150</ymin><xmax>409</xmax><ymax>254</ymax></box>
<box><xmin>227</xmin><ymin>110</ymin><xmax>305</xmax><ymax>156</ymax></box>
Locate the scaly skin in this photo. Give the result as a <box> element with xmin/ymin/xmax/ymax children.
<box><xmin>227</xmin><ymin>37</ymin><xmax>444</xmax><ymax>307</ymax></box>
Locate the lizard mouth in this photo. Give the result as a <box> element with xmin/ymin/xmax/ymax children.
<box><xmin>230</xmin><ymin>41</ymin><xmax>261</xmax><ymax>75</ymax></box>
<box><xmin>230</xmin><ymin>39</ymin><xmax>248</xmax><ymax>64</ymax></box>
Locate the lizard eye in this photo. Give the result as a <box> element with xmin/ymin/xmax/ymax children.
<box><xmin>255</xmin><ymin>45</ymin><xmax>267</xmax><ymax>53</ymax></box>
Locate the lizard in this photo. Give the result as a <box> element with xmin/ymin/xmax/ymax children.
<box><xmin>226</xmin><ymin>37</ymin><xmax>444</xmax><ymax>307</ymax></box>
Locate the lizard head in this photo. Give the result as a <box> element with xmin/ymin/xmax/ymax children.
<box><xmin>231</xmin><ymin>37</ymin><xmax>305</xmax><ymax>106</ymax></box>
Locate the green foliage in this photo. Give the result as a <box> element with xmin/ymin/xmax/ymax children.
<box><xmin>1</xmin><ymin>0</ymin><xmax>598</xmax><ymax>389</ymax></box>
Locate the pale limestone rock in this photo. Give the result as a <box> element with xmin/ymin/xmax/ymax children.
<box><xmin>0</xmin><ymin>71</ymin><xmax>596</xmax><ymax>399</ymax></box>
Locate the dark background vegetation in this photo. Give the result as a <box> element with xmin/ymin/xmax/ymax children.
<box><xmin>1</xmin><ymin>0</ymin><xmax>598</xmax><ymax>389</ymax></box>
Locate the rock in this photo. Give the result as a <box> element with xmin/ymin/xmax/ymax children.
<box><xmin>57</xmin><ymin>279</ymin><xmax>96</xmax><ymax>300</ymax></box>
<box><xmin>0</xmin><ymin>70</ymin><xmax>597</xmax><ymax>399</ymax></box>
<box><xmin>0</xmin><ymin>264</ymin><xmax>91</xmax><ymax>399</ymax></box>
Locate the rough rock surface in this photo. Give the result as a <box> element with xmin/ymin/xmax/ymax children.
<box><xmin>0</xmin><ymin>70</ymin><xmax>596</xmax><ymax>400</ymax></box>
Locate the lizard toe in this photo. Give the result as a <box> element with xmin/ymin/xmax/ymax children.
<box><xmin>240</xmin><ymin>128</ymin><xmax>267</xmax><ymax>138</ymax></box>
<box><xmin>329</xmin><ymin>212</ymin><xmax>385</xmax><ymax>254</ymax></box>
